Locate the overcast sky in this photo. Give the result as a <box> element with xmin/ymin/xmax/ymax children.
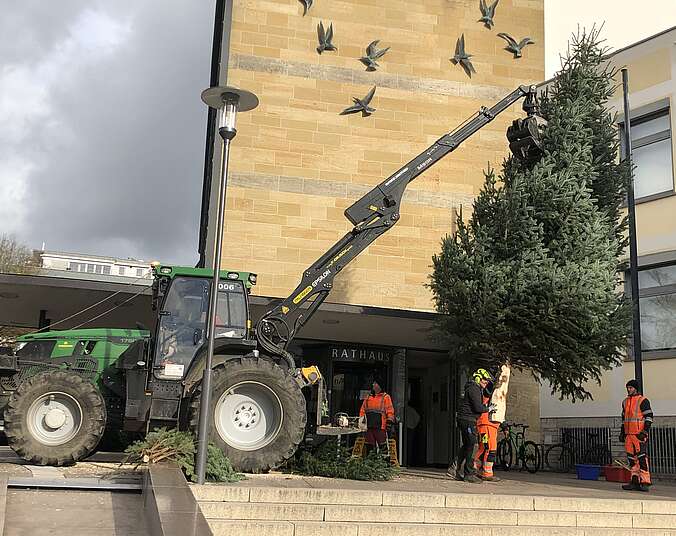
<box><xmin>1</xmin><ymin>1</ymin><xmax>674</xmax><ymax>266</ymax></box>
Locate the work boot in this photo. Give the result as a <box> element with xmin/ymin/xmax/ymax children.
<box><xmin>622</xmin><ymin>476</ymin><xmax>639</xmax><ymax>491</ymax></box>
<box><xmin>637</xmin><ymin>484</ymin><xmax>650</xmax><ymax>492</ymax></box>
<box><xmin>463</xmin><ymin>474</ymin><xmax>483</xmax><ymax>484</ymax></box>
<box><xmin>447</xmin><ymin>462</ymin><xmax>463</xmax><ymax>481</ymax></box>
<box><xmin>480</xmin><ymin>475</ymin><xmax>501</xmax><ymax>482</ymax></box>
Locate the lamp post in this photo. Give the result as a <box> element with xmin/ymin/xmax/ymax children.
<box><xmin>195</xmin><ymin>86</ymin><xmax>258</xmax><ymax>484</ymax></box>
<box><xmin>620</xmin><ymin>69</ymin><xmax>643</xmax><ymax>393</ymax></box>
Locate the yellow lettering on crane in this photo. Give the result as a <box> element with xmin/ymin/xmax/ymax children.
<box><xmin>292</xmin><ymin>286</ymin><xmax>313</xmax><ymax>304</ymax></box>
<box><xmin>369</xmin><ymin>205</ymin><xmax>378</xmax><ymax>211</ymax></box>
<box><xmin>281</xmin><ymin>306</ymin><xmax>289</xmax><ymax>314</ymax></box>
<box><xmin>327</xmin><ymin>245</ymin><xmax>353</xmax><ymax>268</ymax></box>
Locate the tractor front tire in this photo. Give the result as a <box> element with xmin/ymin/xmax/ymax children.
<box><xmin>190</xmin><ymin>357</ymin><xmax>306</xmax><ymax>473</ymax></box>
<box><xmin>4</xmin><ymin>371</ymin><xmax>107</xmax><ymax>466</ymax></box>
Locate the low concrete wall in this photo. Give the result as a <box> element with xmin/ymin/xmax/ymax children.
<box><xmin>143</xmin><ymin>463</ymin><xmax>212</xmax><ymax>536</ymax></box>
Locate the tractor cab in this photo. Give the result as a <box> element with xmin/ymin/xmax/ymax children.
<box><xmin>149</xmin><ymin>265</ymin><xmax>257</xmax><ymax>381</ymax></box>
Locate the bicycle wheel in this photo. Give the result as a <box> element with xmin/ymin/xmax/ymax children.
<box><xmin>497</xmin><ymin>439</ymin><xmax>513</xmax><ymax>471</ymax></box>
<box><xmin>522</xmin><ymin>441</ymin><xmax>541</xmax><ymax>473</ymax></box>
<box><xmin>545</xmin><ymin>444</ymin><xmax>574</xmax><ymax>473</ymax></box>
<box><xmin>583</xmin><ymin>445</ymin><xmax>611</xmax><ymax>466</ymax></box>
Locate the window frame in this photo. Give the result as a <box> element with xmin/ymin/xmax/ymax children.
<box><xmin>619</xmin><ymin>106</ymin><xmax>675</xmax><ymax>203</ymax></box>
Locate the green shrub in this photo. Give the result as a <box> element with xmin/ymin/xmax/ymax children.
<box><xmin>123</xmin><ymin>428</ymin><xmax>244</xmax><ymax>483</ymax></box>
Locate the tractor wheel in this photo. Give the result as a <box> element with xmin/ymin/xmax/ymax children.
<box><xmin>4</xmin><ymin>371</ymin><xmax>107</xmax><ymax>465</ymax></box>
<box><xmin>189</xmin><ymin>357</ymin><xmax>306</xmax><ymax>473</ymax></box>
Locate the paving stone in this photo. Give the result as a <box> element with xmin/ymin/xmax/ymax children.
<box><xmin>633</xmin><ymin>513</ymin><xmax>676</xmax><ymax>529</ymax></box>
<box><xmin>355</xmin><ymin>523</ymin><xmax>492</xmax><ymax>536</ymax></box>
<box><xmin>517</xmin><ymin>510</ymin><xmax>577</xmax><ymax>526</ymax></box>
<box><xmin>642</xmin><ymin>500</ymin><xmax>676</xmax><ymax>515</ymax></box>
<box><xmin>200</xmin><ymin>501</ymin><xmax>324</xmax><ymax>521</ymax></box>
<box><xmin>424</xmin><ymin>507</ymin><xmax>518</xmax><ymax>525</ymax></box>
<box><xmin>575</xmin><ymin>512</ymin><xmax>634</xmax><ymax>528</ymax></box>
<box><xmin>444</xmin><ymin>493</ymin><xmax>534</xmax><ymax>511</ymax></box>
<box><xmin>324</xmin><ymin>504</ymin><xmax>423</xmax><ymax>523</ymax></box>
<box><xmin>534</xmin><ymin>496</ymin><xmax>642</xmax><ymax>514</ymax></box>
<box><xmin>249</xmin><ymin>487</ymin><xmax>382</xmax><ymax>506</ymax></box>
<box><xmin>382</xmin><ymin>491</ymin><xmax>445</xmax><ymax>508</ymax></box>
<box><xmin>294</xmin><ymin>521</ymin><xmax>359</xmax><ymax>536</ymax></box>
<box><xmin>208</xmin><ymin>519</ymin><xmax>294</xmax><ymax>536</ymax></box>
<box><xmin>190</xmin><ymin>484</ymin><xmax>250</xmax><ymax>503</ymax></box>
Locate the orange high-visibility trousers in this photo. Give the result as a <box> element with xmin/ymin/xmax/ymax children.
<box><xmin>625</xmin><ymin>434</ymin><xmax>651</xmax><ymax>485</ymax></box>
<box><xmin>474</xmin><ymin>423</ymin><xmax>499</xmax><ymax>477</ymax></box>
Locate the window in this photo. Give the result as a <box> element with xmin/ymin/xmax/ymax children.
<box><xmin>623</xmin><ymin>109</ymin><xmax>673</xmax><ymax>200</ymax></box>
<box><xmin>103</xmin><ymin>265</ymin><xmax>111</xmax><ymax>275</ymax></box>
<box><xmin>634</xmin><ymin>263</ymin><xmax>676</xmax><ymax>354</ymax></box>
<box><xmin>136</xmin><ymin>268</ymin><xmax>144</xmax><ymax>277</ymax></box>
<box><xmin>118</xmin><ymin>266</ymin><xmax>126</xmax><ymax>276</ymax></box>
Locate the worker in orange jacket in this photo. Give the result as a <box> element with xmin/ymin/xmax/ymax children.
<box><xmin>620</xmin><ymin>379</ymin><xmax>654</xmax><ymax>492</ymax></box>
<box><xmin>473</xmin><ymin>377</ymin><xmax>501</xmax><ymax>482</ymax></box>
<box><xmin>359</xmin><ymin>379</ymin><xmax>395</xmax><ymax>456</ymax></box>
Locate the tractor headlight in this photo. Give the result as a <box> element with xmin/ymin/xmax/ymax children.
<box><xmin>227</xmin><ymin>272</ymin><xmax>239</xmax><ymax>280</ymax></box>
<box><xmin>248</xmin><ymin>273</ymin><xmax>257</xmax><ymax>285</ymax></box>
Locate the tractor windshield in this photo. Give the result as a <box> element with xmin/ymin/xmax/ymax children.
<box><xmin>154</xmin><ymin>276</ymin><xmax>247</xmax><ymax>379</ymax></box>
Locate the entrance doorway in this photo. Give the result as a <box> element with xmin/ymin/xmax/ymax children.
<box><xmin>331</xmin><ymin>361</ymin><xmax>388</xmax><ymax>417</ymax></box>
<box><xmin>405</xmin><ymin>351</ymin><xmax>455</xmax><ymax>467</ymax></box>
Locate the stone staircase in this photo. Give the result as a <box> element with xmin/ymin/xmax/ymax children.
<box><xmin>191</xmin><ymin>485</ymin><xmax>676</xmax><ymax>536</ymax></box>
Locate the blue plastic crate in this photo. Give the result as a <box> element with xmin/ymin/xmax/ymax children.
<box><xmin>575</xmin><ymin>464</ymin><xmax>601</xmax><ymax>480</ymax></box>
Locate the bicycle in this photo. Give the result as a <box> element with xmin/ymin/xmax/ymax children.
<box><xmin>545</xmin><ymin>429</ymin><xmax>611</xmax><ymax>473</ymax></box>
<box><xmin>496</xmin><ymin>421</ymin><xmax>540</xmax><ymax>473</ymax></box>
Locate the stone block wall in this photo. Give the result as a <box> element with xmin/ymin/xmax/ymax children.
<box><xmin>218</xmin><ymin>0</ymin><xmax>545</xmax><ymax>309</ymax></box>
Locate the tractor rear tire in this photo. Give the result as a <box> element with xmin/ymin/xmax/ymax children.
<box><xmin>4</xmin><ymin>371</ymin><xmax>107</xmax><ymax>466</ymax></box>
<box><xmin>189</xmin><ymin>357</ymin><xmax>306</xmax><ymax>473</ymax></box>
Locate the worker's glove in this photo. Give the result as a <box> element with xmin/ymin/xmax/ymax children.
<box><xmin>487</xmin><ymin>403</ymin><xmax>498</xmax><ymax>414</ymax></box>
<box><xmin>636</xmin><ymin>431</ymin><xmax>648</xmax><ymax>441</ymax></box>
<box><xmin>618</xmin><ymin>431</ymin><xmax>625</xmax><ymax>443</ymax></box>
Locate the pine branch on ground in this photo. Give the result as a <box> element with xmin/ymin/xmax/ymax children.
<box><xmin>284</xmin><ymin>439</ymin><xmax>399</xmax><ymax>481</ymax></box>
<box><xmin>123</xmin><ymin>428</ymin><xmax>244</xmax><ymax>483</ymax></box>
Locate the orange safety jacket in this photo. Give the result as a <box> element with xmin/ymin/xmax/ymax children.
<box><xmin>622</xmin><ymin>395</ymin><xmax>653</xmax><ymax>435</ymax></box>
<box><xmin>360</xmin><ymin>392</ymin><xmax>395</xmax><ymax>430</ymax></box>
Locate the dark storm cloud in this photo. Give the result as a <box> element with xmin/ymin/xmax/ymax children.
<box><xmin>1</xmin><ymin>1</ymin><xmax>215</xmax><ymax>265</ymax></box>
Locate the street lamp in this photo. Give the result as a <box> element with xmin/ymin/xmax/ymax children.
<box><xmin>195</xmin><ymin>85</ymin><xmax>258</xmax><ymax>484</ymax></box>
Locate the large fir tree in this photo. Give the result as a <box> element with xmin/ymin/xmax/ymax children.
<box><xmin>429</xmin><ymin>29</ymin><xmax>631</xmax><ymax>401</ymax></box>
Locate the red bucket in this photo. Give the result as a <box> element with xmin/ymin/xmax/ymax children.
<box><xmin>604</xmin><ymin>465</ymin><xmax>631</xmax><ymax>483</ymax></box>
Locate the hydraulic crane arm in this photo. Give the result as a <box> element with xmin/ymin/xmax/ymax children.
<box><xmin>255</xmin><ymin>84</ymin><xmax>543</xmax><ymax>366</ymax></box>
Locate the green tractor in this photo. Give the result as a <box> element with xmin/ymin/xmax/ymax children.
<box><xmin>0</xmin><ymin>265</ymin><xmax>321</xmax><ymax>471</ymax></box>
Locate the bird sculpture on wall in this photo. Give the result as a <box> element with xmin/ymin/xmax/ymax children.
<box><xmin>340</xmin><ymin>86</ymin><xmax>377</xmax><ymax>117</ymax></box>
<box><xmin>359</xmin><ymin>40</ymin><xmax>390</xmax><ymax>71</ymax></box>
<box><xmin>497</xmin><ymin>33</ymin><xmax>535</xmax><ymax>58</ymax></box>
<box><xmin>478</xmin><ymin>0</ymin><xmax>499</xmax><ymax>29</ymax></box>
<box><xmin>316</xmin><ymin>21</ymin><xmax>337</xmax><ymax>54</ymax></box>
<box><xmin>299</xmin><ymin>0</ymin><xmax>313</xmax><ymax>16</ymax></box>
<box><xmin>451</xmin><ymin>34</ymin><xmax>476</xmax><ymax>77</ymax></box>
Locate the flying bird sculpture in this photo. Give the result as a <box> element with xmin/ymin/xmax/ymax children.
<box><xmin>316</xmin><ymin>21</ymin><xmax>337</xmax><ymax>54</ymax></box>
<box><xmin>451</xmin><ymin>34</ymin><xmax>476</xmax><ymax>78</ymax></box>
<box><xmin>340</xmin><ymin>86</ymin><xmax>377</xmax><ymax>117</ymax></box>
<box><xmin>497</xmin><ymin>33</ymin><xmax>534</xmax><ymax>58</ymax></box>
<box><xmin>478</xmin><ymin>0</ymin><xmax>499</xmax><ymax>29</ymax></box>
<box><xmin>299</xmin><ymin>0</ymin><xmax>313</xmax><ymax>16</ymax></box>
<box><xmin>359</xmin><ymin>40</ymin><xmax>390</xmax><ymax>71</ymax></box>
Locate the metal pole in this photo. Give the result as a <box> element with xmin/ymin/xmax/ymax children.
<box><xmin>195</xmin><ymin>116</ymin><xmax>233</xmax><ymax>484</ymax></box>
<box><xmin>621</xmin><ymin>68</ymin><xmax>643</xmax><ymax>393</ymax></box>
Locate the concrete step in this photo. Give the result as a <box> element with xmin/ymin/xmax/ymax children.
<box><xmin>198</xmin><ymin>501</ymin><xmax>676</xmax><ymax>530</ymax></box>
<box><xmin>191</xmin><ymin>485</ymin><xmax>676</xmax><ymax>514</ymax></box>
<box><xmin>205</xmin><ymin>520</ymin><xmax>676</xmax><ymax>536</ymax></box>
<box><xmin>191</xmin><ymin>486</ymin><xmax>676</xmax><ymax>535</ymax></box>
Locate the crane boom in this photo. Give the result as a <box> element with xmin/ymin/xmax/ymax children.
<box><xmin>255</xmin><ymin>84</ymin><xmax>543</xmax><ymax>365</ymax></box>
